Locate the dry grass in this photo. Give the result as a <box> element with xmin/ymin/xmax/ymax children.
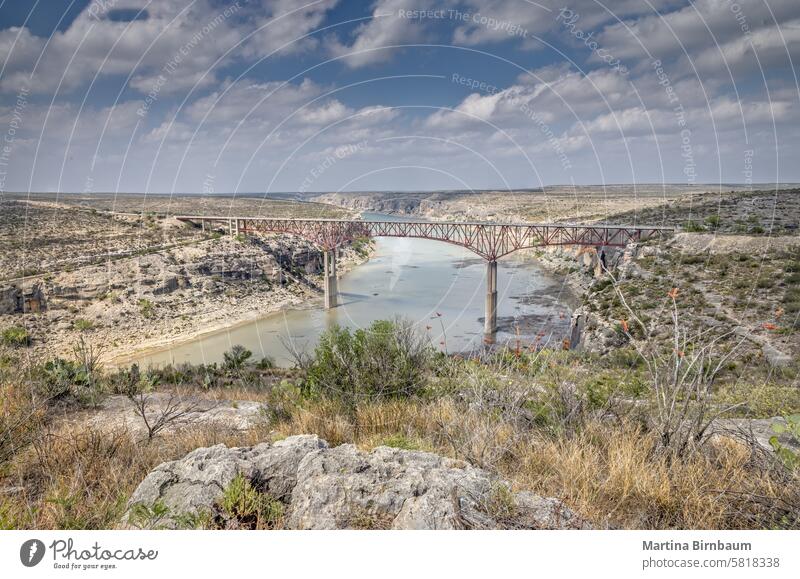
<box><xmin>0</xmin><ymin>421</ymin><xmax>271</xmax><ymax>529</ymax></box>
<box><xmin>1</xmin><ymin>390</ymin><xmax>797</xmax><ymax>530</ymax></box>
<box><xmin>276</xmin><ymin>397</ymin><xmax>800</xmax><ymax>530</ymax></box>
<box><xmin>516</xmin><ymin>422</ymin><xmax>792</xmax><ymax>529</ymax></box>
<box><xmin>0</xmin><ymin>380</ymin><xmax>46</xmax><ymax>467</ymax></box>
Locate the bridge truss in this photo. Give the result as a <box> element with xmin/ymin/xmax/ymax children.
<box><xmin>175</xmin><ymin>216</ymin><xmax>669</xmax><ymax>260</ymax></box>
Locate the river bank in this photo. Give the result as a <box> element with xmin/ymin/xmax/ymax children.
<box><xmin>1</xmin><ymin>232</ymin><xmax>373</xmax><ymax>367</ymax></box>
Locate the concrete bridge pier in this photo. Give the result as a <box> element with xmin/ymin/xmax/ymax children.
<box><xmin>323</xmin><ymin>249</ymin><xmax>338</xmax><ymax>309</ymax></box>
<box><xmin>484</xmin><ymin>259</ymin><xmax>498</xmax><ymax>338</ymax></box>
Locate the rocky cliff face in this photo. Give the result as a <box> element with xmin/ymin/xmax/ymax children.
<box><xmin>0</xmin><ymin>283</ymin><xmax>47</xmax><ymax>315</ymax></box>
<box><xmin>123</xmin><ymin>435</ymin><xmax>589</xmax><ymax>530</ymax></box>
<box><xmin>0</xmin><ymin>234</ymin><xmax>368</xmax><ymax>360</ymax></box>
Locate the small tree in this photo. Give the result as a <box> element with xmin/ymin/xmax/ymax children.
<box><xmin>122</xmin><ymin>364</ymin><xmax>206</xmax><ymax>441</ymax></box>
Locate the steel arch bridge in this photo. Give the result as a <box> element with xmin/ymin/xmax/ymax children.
<box><xmin>176</xmin><ymin>215</ymin><xmax>672</xmax><ymax>336</ymax></box>
<box><xmin>175</xmin><ymin>216</ymin><xmax>668</xmax><ymax>260</ymax></box>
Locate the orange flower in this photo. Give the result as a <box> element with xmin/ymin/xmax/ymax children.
<box><xmin>762</xmin><ymin>322</ymin><xmax>778</xmax><ymax>331</ymax></box>
<box><xmin>675</xmin><ymin>349</ymin><xmax>685</xmax><ymax>358</ymax></box>
<box><xmin>620</xmin><ymin>319</ymin><xmax>629</xmax><ymax>333</ymax></box>
<box><xmin>667</xmin><ymin>287</ymin><xmax>679</xmax><ymax>299</ymax></box>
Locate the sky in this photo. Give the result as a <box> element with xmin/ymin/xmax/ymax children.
<box><xmin>0</xmin><ymin>0</ymin><xmax>798</xmax><ymax>194</ymax></box>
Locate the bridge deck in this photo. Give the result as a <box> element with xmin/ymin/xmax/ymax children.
<box><xmin>175</xmin><ymin>215</ymin><xmax>673</xmax><ymax>231</ymax></box>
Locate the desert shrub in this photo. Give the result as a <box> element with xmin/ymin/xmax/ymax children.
<box><xmin>138</xmin><ymin>299</ymin><xmax>154</xmax><ymax>319</ymax></box>
<box><xmin>1</xmin><ymin>326</ymin><xmax>30</xmax><ymax>347</ymax></box>
<box><xmin>39</xmin><ymin>359</ymin><xmax>103</xmax><ymax>406</ymax></box>
<box><xmin>216</xmin><ymin>474</ymin><xmax>283</xmax><ymax>529</ymax></box>
<box><xmin>304</xmin><ymin>319</ymin><xmax>431</xmax><ymax>413</ymax></box>
<box><xmin>770</xmin><ymin>415</ymin><xmax>800</xmax><ymax>470</ymax></box>
<box><xmin>256</xmin><ymin>356</ymin><xmax>275</xmax><ymax>370</ymax></box>
<box><xmin>582</xmin><ymin>370</ymin><xmax>648</xmax><ymax>411</ymax></box>
<box><xmin>36</xmin><ymin>338</ymin><xmax>105</xmax><ymax>406</ymax></box>
<box><xmin>264</xmin><ymin>379</ymin><xmax>304</xmax><ymax>423</ymax></box>
<box><xmin>72</xmin><ymin>318</ymin><xmax>94</xmax><ymax>332</ymax></box>
<box><xmin>223</xmin><ymin>345</ymin><xmax>252</xmax><ymax>371</ymax></box>
<box><xmin>350</xmin><ymin>236</ymin><xmax>372</xmax><ymax>258</ymax></box>
<box><xmin>128</xmin><ymin>500</ymin><xmax>212</xmax><ymax>530</ymax></box>
<box><xmin>682</xmin><ymin>220</ymin><xmax>706</xmax><ymax>232</ymax></box>
<box><xmin>604</xmin><ymin>269</ymin><xmax>746</xmax><ymax>455</ymax></box>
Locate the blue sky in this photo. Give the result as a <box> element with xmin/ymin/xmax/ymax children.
<box><xmin>0</xmin><ymin>0</ymin><xmax>798</xmax><ymax>193</ymax></box>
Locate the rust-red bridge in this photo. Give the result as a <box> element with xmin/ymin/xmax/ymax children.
<box><xmin>176</xmin><ymin>216</ymin><xmax>671</xmax><ymax>335</ymax></box>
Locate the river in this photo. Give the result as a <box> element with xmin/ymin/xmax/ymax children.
<box><xmin>133</xmin><ymin>213</ymin><xmax>574</xmax><ymax>367</ymax></box>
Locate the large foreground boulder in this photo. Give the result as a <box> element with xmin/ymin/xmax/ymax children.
<box><xmin>124</xmin><ymin>435</ymin><xmax>588</xmax><ymax>530</ymax></box>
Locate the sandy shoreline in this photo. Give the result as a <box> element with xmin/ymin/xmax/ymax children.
<box><xmin>105</xmin><ymin>295</ymin><xmax>314</xmax><ymax>368</ymax></box>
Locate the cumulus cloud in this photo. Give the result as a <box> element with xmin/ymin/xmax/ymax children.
<box><xmin>0</xmin><ymin>0</ymin><xmax>339</xmax><ymax>95</ymax></box>
<box><xmin>597</xmin><ymin>0</ymin><xmax>800</xmax><ymax>79</ymax></box>
<box><xmin>326</xmin><ymin>0</ymin><xmax>439</xmax><ymax>68</ymax></box>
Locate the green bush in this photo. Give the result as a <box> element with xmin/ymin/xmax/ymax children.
<box><xmin>72</xmin><ymin>318</ymin><xmax>94</xmax><ymax>332</ymax></box>
<box><xmin>37</xmin><ymin>340</ymin><xmax>105</xmax><ymax>406</ymax></box>
<box><xmin>682</xmin><ymin>220</ymin><xmax>706</xmax><ymax>232</ymax></box>
<box><xmin>1</xmin><ymin>326</ymin><xmax>30</xmax><ymax>347</ymax></box>
<box><xmin>305</xmin><ymin>319</ymin><xmax>431</xmax><ymax>411</ymax></box>
<box><xmin>256</xmin><ymin>356</ymin><xmax>275</xmax><ymax>370</ymax></box>
<box><xmin>770</xmin><ymin>415</ymin><xmax>800</xmax><ymax>470</ymax></box>
<box><xmin>583</xmin><ymin>370</ymin><xmax>648</xmax><ymax>410</ymax></box>
<box><xmin>138</xmin><ymin>299</ymin><xmax>154</xmax><ymax>319</ymax></box>
<box><xmin>223</xmin><ymin>345</ymin><xmax>253</xmax><ymax>371</ymax></box>
<box><xmin>217</xmin><ymin>474</ymin><xmax>283</xmax><ymax>529</ymax></box>
<box><xmin>38</xmin><ymin>358</ymin><xmax>103</xmax><ymax>405</ymax></box>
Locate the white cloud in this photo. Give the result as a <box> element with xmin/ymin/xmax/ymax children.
<box><xmin>326</xmin><ymin>0</ymin><xmax>438</xmax><ymax>68</ymax></box>
<box><xmin>0</xmin><ymin>0</ymin><xmax>339</xmax><ymax>96</ymax></box>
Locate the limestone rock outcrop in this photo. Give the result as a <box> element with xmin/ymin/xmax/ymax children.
<box><xmin>124</xmin><ymin>435</ymin><xmax>589</xmax><ymax>530</ymax></box>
